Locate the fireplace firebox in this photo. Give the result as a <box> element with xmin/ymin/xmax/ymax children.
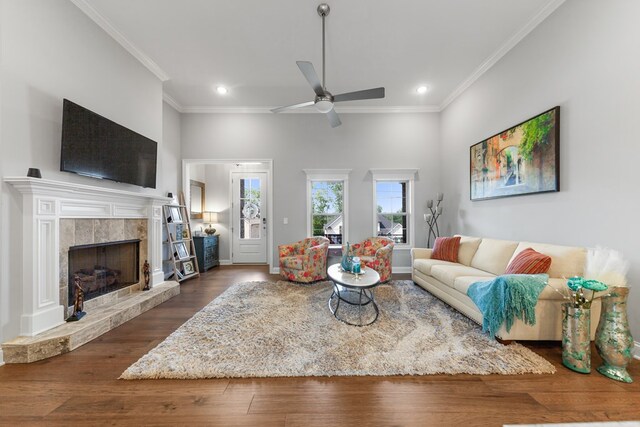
<box><xmin>68</xmin><ymin>239</ymin><xmax>140</xmax><ymax>305</ymax></box>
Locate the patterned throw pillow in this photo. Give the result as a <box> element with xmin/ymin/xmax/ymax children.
<box><xmin>505</xmin><ymin>248</ymin><xmax>552</xmax><ymax>274</ymax></box>
<box><xmin>431</xmin><ymin>236</ymin><xmax>461</xmax><ymax>263</ymax></box>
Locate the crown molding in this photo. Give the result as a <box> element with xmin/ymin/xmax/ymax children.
<box><xmin>439</xmin><ymin>0</ymin><xmax>566</xmax><ymax>110</ymax></box>
<box><xmin>179</xmin><ymin>105</ymin><xmax>440</xmax><ymax>114</ymax></box>
<box><xmin>70</xmin><ymin>0</ymin><xmax>170</xmax><ymax>82</ymax></box>
<box><xmin>162</xmin><ymin>93</ymin><xmax>184</xmax><ymax>113</ymax></box>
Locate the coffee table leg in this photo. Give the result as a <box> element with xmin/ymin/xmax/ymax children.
<box><xmin>329</xmin><ymin>283</ymin><xmax>379</xmax><ymax>326</ymax></box>
<box><xmin>358</xmin><ymin>289</ymin><xmax>363</xmax><ymax>325</ymax></box>
<box><xmin>366</xmin><ymin>288</ymin><xmax>379</xmax><ymax>325</ymax></box>
<box><xmin>328</xmin><ymin>282</ymin><xmax>342</xmax><ymax>319</ymax></box>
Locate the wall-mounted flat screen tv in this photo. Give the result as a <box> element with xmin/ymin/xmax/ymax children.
<box><xmin>60</xmin><ymin>99</ymin><xmax>157</xmax><ymax>188</ymax></box>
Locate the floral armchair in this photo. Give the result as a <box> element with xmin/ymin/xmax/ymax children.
<box><xmin>346</xmin><ymin>237</ymin><xmax>394</xmax><ymax>282</ymax></box>
<box><xmin>279</xmin><ymin>237</ymin><xmax>330</xmax><ymax>283</ymax></box>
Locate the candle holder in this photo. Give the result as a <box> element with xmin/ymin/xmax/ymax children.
<box><xmin>424</xmin><ymin>193</ymin><xmax>444</xmax><ymax>247</ymax></box>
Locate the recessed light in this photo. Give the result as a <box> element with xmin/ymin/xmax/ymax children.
<box><xmin>216</xmin><ymin>86</ymin><xmax>228</xmax><ymax>95</ymax></box>
<box><xmin>416</xmin><ymin>86</ymin><xmax>428</xmax><ymax>94</ymax></box>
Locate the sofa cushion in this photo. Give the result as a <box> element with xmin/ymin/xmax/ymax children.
<box><xmin>455</xmin><ymin>235</ymin><xmax>482</xmax><ymax>266</ymax></box>
<box><xmin>508</xmin><ymin>242</ymin><xmax>586</xmax><ymax>279</ymax></box>
<box><xmin>413</xmin><ymin>258</ymin><xmax>458</xmax><ymax>276</ymax></box>
<box><xmin>539</xmin><ymin>278</ymin><xmax>571</xmax><ymax>301</ymax></box>
<box><xmin>453</xmin><ymin>276</ymin><xmax>500</xmax><ymax>295</ymax></box>
<box><xmin>470</xmin><ymin>238</ymin><xmax>519</xmax><ymax>275</ymax></box>
<box><xmin>431</xmin><ymin>236</ymin><xmax>461</xmax><ymax>262</ymax></box>
<box><xmin>505</xmin><ymin>248</ymin><xmax>552</xmax><ymax>275</ymax></box>
<box><xmin>430</xmin><ymin>265</ymin><xmax>495</xmax><ymax>288</ymax></box>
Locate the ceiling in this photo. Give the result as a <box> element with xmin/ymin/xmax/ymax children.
<box><xmin>76</xmin><ymin>0</ymin><xmax>563</xmax><ymax>112</ymax></box>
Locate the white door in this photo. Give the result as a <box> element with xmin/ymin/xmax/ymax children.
<box><xmin>231</xmin><ymin>172</ymin><xmax>267</xmax><ymax>263</ymax></box>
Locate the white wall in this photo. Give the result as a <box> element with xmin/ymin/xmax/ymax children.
<box><xmin>0</xmin><ymin>0</ymin><xmax>165</xmax><ymax>355</ymax></box>
<box><xmin>439</xmin><ymin>0</ymin><xmax>640</xmax><ymax>338</ymax></box>
<box><xmin>162</xmin><ymin>102</ymin><xmax>182</xmax><ymax>196</ymax></box>
<box><xmin>181</xmin><ymin>113</ymin><xmax>441</xmax><ymax>269</ymax></box>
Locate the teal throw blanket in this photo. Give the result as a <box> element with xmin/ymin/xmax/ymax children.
<box><xmin>466</xmin><ymin>274</ymin><xmax>548</xmax><ymax>337</ymax></box>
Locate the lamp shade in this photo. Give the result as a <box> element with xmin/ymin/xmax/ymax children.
<box><xmin>203</xmin><ymin>211</ymin><xmax>218</xmax><ymax>223</ymax></box>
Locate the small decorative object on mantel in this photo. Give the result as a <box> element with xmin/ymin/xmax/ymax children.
<box><xmin>142</xmin><ymin>260</ymin><xmax>150</xmax><ymax>291</ymax></box>
<box><xmin>67</xmin><ymin>274</ymin><xmax>86</xmax><ymax>322</ymax></box>
<box><xmin>588</xmin><ymin>247</ymin><xmax>634</xmax><ymax>383</ymax></box>
<box><xmin>558</xmin><ymin>277</ymin><xmax>607</xmax><ymax>373</ymax></box>
<box><xmin>424</xmin><ymin>193</ymin><xmax>443</xmax><ymax>247</ymax></box>
<box><xmin>167</xmin><ymin>192</ymin><xmax>179</xmax><ymax>205</ymax></box>
<box><xmin>26</xmin><ymin>168</ymin><xmax>42</xmax><ymax>178</ymax></box>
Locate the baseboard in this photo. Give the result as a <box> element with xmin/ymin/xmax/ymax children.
<box><xmin>271</xmin><ymin>267</ymin><xmax>280</xmax><ymax>275</ymax></box>
<box><xmin>0</xmin><ymin>348</ymin><xmax>4</xmax><ymax>366</ymax></box>
<box><xmin>634</xmin><ymin>341</ymin><xmax>640</xmax><ymax>360</ymax></box>
<box><xmin>219</xmin><ymin>259</ymin><xmax>232</xmax><ymax>265</ymax></box>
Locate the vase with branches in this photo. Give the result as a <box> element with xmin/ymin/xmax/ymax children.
<box><xmin>424</xmin><ymin>193</ymin><xmax>443</xmax><ymax>248</ymax></box>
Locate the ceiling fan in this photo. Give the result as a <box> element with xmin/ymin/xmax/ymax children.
<box><xmin>271</xmin><ymin>3</ymin><xmax>385</xmax><ymax>128</ymax></box>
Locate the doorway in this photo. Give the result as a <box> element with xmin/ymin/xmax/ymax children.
<box><xmin>231</xmin><ymin>172</ymin><xmax>267</xmax><ymax>264</ymax></box>
<box><xmin>182</xmin><ymin>159</ymin><xmax>273</xmax><ymax>271</ymax></box>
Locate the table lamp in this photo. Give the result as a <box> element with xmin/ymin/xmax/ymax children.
<box><xmin>203</xmin><ymin>211</ymin><xmax>218</xmax><ymax>235</ymax></box>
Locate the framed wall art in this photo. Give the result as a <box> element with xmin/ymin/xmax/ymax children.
<box><xmin>470</xmin><ymin>106</ymin><xmax>560</xmax><ymax>201</ymax></box>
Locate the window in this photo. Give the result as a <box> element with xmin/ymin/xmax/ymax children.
<box><xmin>304</xmin><ymin>169</ymin><xmax>351</xmax><ymax>246</ymax></box>
<box><xmin>311</xmin><ymin>181</ymin><xmax>343</xmax><ymax>244</ymax></box>
<box><xmin>371</xmin><ymin>169</ymin><xmax>417</xmax><ymax>247</ymax></box>
<box><xmin>376</xmin><ymin>181</ymin><xmax>408</xmax><ymax>244</ymax></box>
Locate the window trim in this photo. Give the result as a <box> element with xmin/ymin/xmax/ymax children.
<box><xmin>304</xmin><ymin>169</ymin><xmax>351</xmax><ymax>246</ymax></box>
<box><xmin>370</xmin><ymin>168</ymin><xmax>418</xmax><ymax>249</ymax></box>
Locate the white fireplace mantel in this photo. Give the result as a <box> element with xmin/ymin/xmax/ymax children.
<box><xmin>5</xmin><ymin>177</ymin><xmax>172</xmax><ymax>337</ymax></box>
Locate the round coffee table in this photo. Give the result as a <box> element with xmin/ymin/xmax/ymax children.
<box><xmin>327</xmin><ymin>263</ymin><xmax>381</xmax><ymax>326</ymax></box>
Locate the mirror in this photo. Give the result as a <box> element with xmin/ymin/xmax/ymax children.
<box><xmin>189</xmin><ymin>180</ymin><xmax>205</xmax><ymax>219</ymax></box>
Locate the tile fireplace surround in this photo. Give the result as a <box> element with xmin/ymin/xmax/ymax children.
<box><xmin>2</xmin><ymin>177</ymin><xmax>180</xmax><ymax>363</ymax></box>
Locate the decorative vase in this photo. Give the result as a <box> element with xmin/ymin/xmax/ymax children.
<box><xmin>595</xmin><ymin>286</ymin><xmax>634</xmax><ymax>383</ymax></box>
<box><xmin>340</xmin><ymin>242</ymin><xmax>352</xmax><ymax>272</ymax></box>
<box><xmin>562</xmin><ymin>303</ymin><xmax>591</xmax><ymax>373</ymax></box>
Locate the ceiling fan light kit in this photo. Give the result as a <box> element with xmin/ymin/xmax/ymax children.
<box><xmin>271</xmin><ymin>3</ymin><xmax>385</xmax><ymax>127</ymax></box>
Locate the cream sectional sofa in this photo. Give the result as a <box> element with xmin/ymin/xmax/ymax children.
<box><xmin>411</xmin><ymin>236</ymin><xmax>601</xmax><ymax>341</ymax></box>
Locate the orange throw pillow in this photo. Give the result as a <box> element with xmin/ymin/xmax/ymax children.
<box><xmin>431</xmin><ymin>236</ymin><xmax>461</xmax><ymax>263</ymax></box>
<box><xmin>505</xmin><ymin>248</ymin><xmax>552</xmax><ymax>274</ymax></box>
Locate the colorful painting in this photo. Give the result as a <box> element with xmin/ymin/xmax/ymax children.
<box><xmin>470</xmin><ymin>107</ymin><xmax>560</xmax><ymax>201</ymax></box>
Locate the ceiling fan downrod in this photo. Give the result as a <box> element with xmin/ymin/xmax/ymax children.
<box><xmin>317</xmin><ymin>3</ymin><xmax>330</xmax><ymax>91</ymax></box>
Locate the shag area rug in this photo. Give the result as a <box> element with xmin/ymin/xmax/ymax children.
<box><xmin>121</xmin><ymin>280</ymin><xmax>555</xmax><ymax>379</ymax></box>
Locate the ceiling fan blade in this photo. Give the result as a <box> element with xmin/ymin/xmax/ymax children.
<box><xmin>270</xmin><ymin>101</ymin><xmax>314</xmax><ymax>114</ymax></box>
<box><xmin>296</xmin><ymin>61</ymin><xmax>325</xmax><ymax>97</ymax></box>
<box><xmin>333</xmin><ymin>87</ymin><xmax>385</xmax><ymax>103</ymax></box>
<box><xmin>326</xmin><ymin>108</ymin><xmax>342</xmax><ymax>128</ymax></box>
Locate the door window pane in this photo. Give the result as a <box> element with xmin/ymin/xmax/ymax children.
<box><xmin>239</xmin><ymin>178</ymin><xmax>261</xmax><ymax>239</ymax></box>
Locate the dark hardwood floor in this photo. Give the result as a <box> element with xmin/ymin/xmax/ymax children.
<box><xmin>1</xmin><ymin>265</ymin><xmax>638</xmax><ymax>426</ymax></box>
